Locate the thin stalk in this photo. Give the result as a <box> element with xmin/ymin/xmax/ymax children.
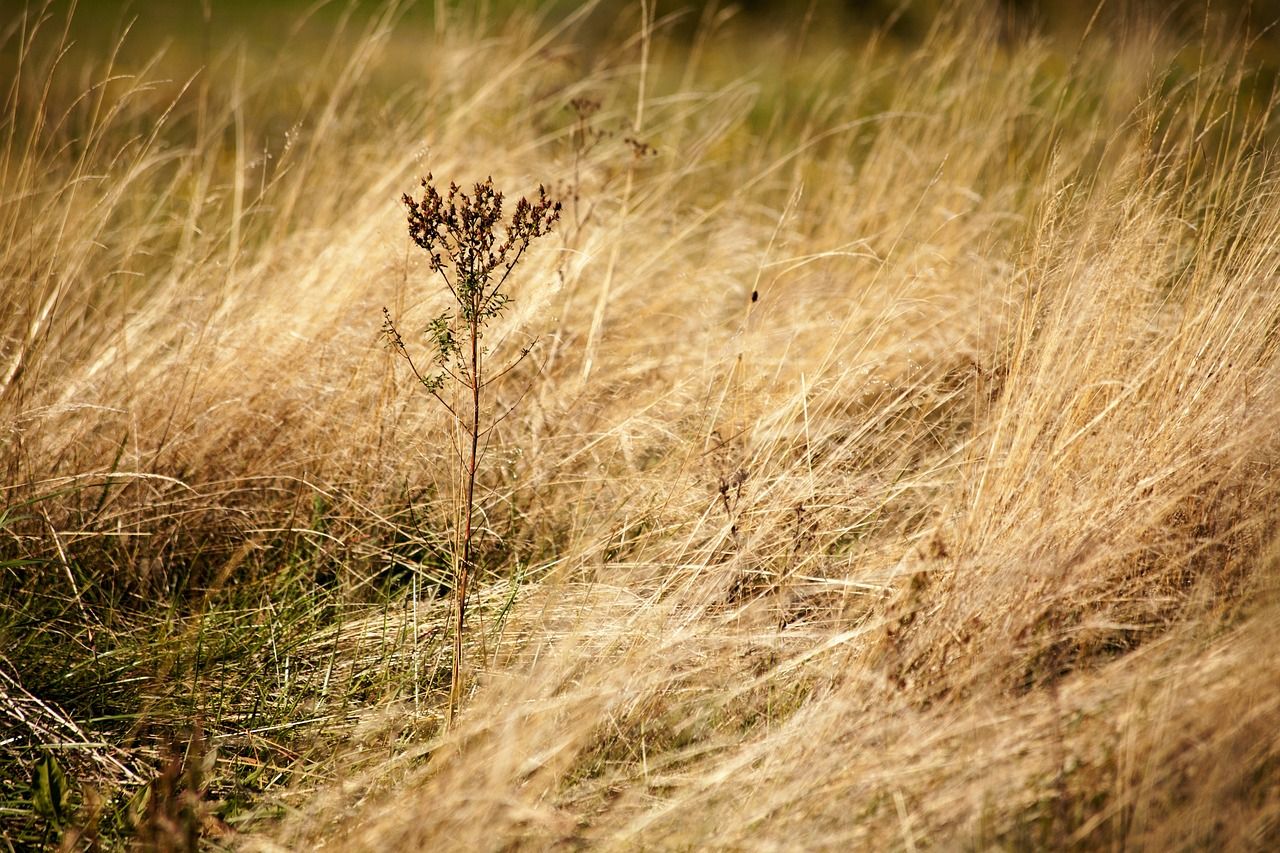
<box><xmin>394</xmin><ymin>176</ymin><xmax>559</xmax><ymax>728</ymax></box>
<box><xmin>448</xmin><ymin>306</ymin><xmax>482</xmax><ymax>727</ymax></box>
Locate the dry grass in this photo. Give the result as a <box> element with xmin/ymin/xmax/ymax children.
<box><xmin>3</xmin><ymin>1</ymin><xmax>1280</xmax><ymax>849</ymax></box>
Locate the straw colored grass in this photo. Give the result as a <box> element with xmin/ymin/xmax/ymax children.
<box><xmin>2</xmin><ymin>1</ymin><xmax>1279</xmax><ymax>849</ymax></box>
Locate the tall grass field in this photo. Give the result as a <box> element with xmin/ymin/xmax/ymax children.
<box><xmin>3</xmin><ymin>0</ymin><xmax>1280</xmax><ymax>848</ymax></box>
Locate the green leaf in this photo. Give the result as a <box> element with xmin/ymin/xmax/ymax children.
<box><xmin>30</xmin><ymin>753</ymin><xmax>72</xmax><ymax>830</ymax></box>
<box><xmin>113</xmin><ymin>782</ymin><xmax>152</xmax><ymax>835</ymax></box>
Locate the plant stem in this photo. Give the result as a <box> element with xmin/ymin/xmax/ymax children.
<box><xmin>448</xmin><ymin>310</ymin><xmax>482</xmax><ymax>728</ymax></box>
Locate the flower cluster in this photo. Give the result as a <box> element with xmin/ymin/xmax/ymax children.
<box><xmin>402</xmin><ymin>174</ymin><xmax>561</xmax><ymax>327</ymax></box>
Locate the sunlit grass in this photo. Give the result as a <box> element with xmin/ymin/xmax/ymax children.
<box><xmin>3</xmin><ymin>1</ymin><xmax>1280</xmax><ymax>849</ymax></box>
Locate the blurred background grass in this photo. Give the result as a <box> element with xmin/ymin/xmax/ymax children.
<box><xmin>43</xmin><ymin>0</ymin><xmax>1280</xmax><ymax>39</ymax></box>
<box><xmin>34</xmin><ymin>0</ymin><xmax>1280</xmax><ymax>60</ymax></box>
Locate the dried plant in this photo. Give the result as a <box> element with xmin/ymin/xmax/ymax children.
<box><xmin>384</xmin><ymin>175</ymin><xmax>560</xmax><ymax>725</ymax></box>
<box><xmin>10</xmin><ymin>5</ymin><xmax>1280</xmax><ymax>850</ymax></box>
<box><xmin>566</xmin><ymin>97</ymin><xmax>608</xmax><ymax>235</ymax></box>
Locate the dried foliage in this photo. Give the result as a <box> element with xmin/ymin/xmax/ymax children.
<box><xmin>2</xmin><ymin>1</ymin><xmax>1280</xmax><ymax>850</ymax></box>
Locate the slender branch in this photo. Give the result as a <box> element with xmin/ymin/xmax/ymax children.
<box><xmin>481</xmin><ymin>339</ymin><xmax>538</xmax><ymax>389</ymax></box>
<box><xmin>392</xmin><ymin>333</ymin><xmax>463</xmax><ymax>424</ymax></box>
<box><xmin>438</xmin><ymin>360</ymin><xmax>465</xmax><ymax>387</ymax></box>
<box><xmin>434</xmin><ymin>264</ymin><xmax>458</xmax><ymax>301</ymax></box>
<box><xmin>479</xmin><ymin>376</ymin><xmax>538</xmax><ymax>441</ymax></box>
<box><xmin>486</xmin><ymin>240</ymin><xmax>530</xmax><ymax>309</ymax></box>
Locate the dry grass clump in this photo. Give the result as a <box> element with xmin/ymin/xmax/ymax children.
<box><xmin>3</xmin><ymin>1</ymin><xmax>1280</xmax><ymax>849</ymax></box>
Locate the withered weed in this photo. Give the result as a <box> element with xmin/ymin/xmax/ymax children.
<box><xmin>383</xmin><ymin>175</ymin><xmax>560</xmax><ymax>726</ymax></box>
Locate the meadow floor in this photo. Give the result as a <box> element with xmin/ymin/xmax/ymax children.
<box><xmin>3</xmin><ymin>1</ymin><xmax>1280</xmax><ymax>849</ymax></box>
